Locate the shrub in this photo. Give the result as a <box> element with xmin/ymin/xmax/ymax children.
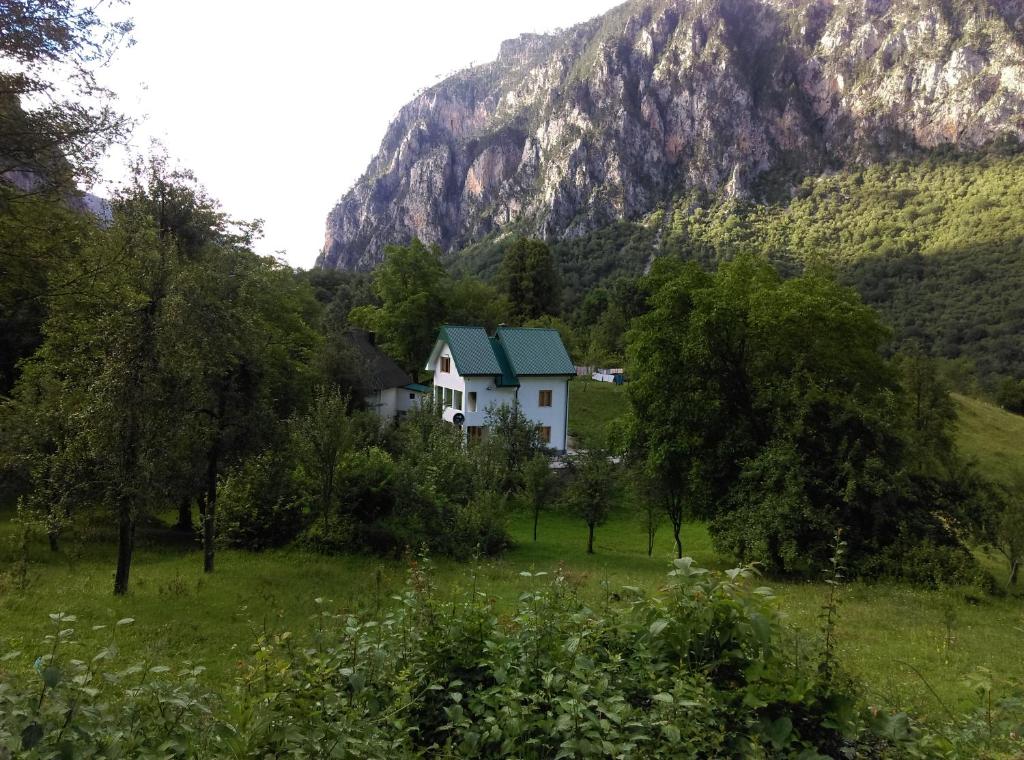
<box><xmin>443</xmin><ymin>489</ymin><xmax>511</xmax><ymax>559</ymax></box>
<box><xmin>860</xmin><ymin>539</ymin><xmax>992</xmax><ymax>590</ymax></box>
<box><xmin>217</xmin><ymin>451</ymin><xmax>309</xmax><ymax>551</ymax></box>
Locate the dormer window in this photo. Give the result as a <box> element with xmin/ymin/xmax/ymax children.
<box><xmin>440</xmin><ymin>356</ymin><xmax>451</xmax><ymax>373</ymax></box>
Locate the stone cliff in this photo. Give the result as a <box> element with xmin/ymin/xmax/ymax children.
<box><xmin>319</xmin><ymin>0</ymin><xmax>1024</xmax><ymax>271</ymax></box>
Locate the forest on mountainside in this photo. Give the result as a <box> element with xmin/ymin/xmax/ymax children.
<box><xmin>450</xmin><ymin>147</ymin><xmax>1024</xmax><ymax>390</ymax></box>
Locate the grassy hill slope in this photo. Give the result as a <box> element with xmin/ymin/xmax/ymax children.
<box><xmin>954</xmin><ymin>393</ymin><xmax>1024</xmax><ymax>486</ymax></box>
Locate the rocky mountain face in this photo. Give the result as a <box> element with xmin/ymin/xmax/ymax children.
<box><xmin>319</xmin><ymin>0</ymin><xmax>1024</xmax><ymax>271</ymax></box>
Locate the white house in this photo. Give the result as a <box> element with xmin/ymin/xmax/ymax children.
<box><xmin>346</xmin><ymin>329</ymin><xmax>428</xmax><ymax>421</ymax></box>
<box><xmin>424</xmin><ymin>325</ymin><xmax>575</xmax><ymax>451</ymax></box>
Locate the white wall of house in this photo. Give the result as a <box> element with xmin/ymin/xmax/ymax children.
<box><xmin>517</xmin><ymin>376</ymin><xmax>571</xmax><ymax>450</ymax></box>
<box><xmin>465</xmin><ymin>377</ymin><xmax>516</xmax><ymax>429</ymax></box>
<box><xmin>364</xmin><ymin>387</ymin><xmax>399</xmax><ymax>419</ymax></box>
<box><xmin>365</xmin><ymin>387</ymin><xmax>425</xmax><ymax>421</ymax></box>
<box><xmin>396</xmin><ymin>388</ymin><xmax>424</xmax><ymax>415</ymax></box>
<box><xmin>431</xmin><ymin>342</ymin><xmax>466</xmax><ymax>415</ymax></box>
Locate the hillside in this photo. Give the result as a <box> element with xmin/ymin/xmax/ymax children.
<box><xmin>450</xmin><ymin>151</ymin><xmax>1024</xmax><ymax>382</ymax></box>
<box><xmin>667</xmin><ymin>151</ymin><xmax>1024</xmax><ymax>380</ymax></box>
<box><xmin>954</xmin><ymin>392</ymin><xmax>1024</xmax><ymax>484</ymax></box>
<box><xmin>319</xmin><ymin>0</ymin><xmax>1024</xmax><ymax>272</ymax></box>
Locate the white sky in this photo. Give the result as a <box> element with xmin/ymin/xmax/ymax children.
<box><xmin>90</xmin><ymin>0</ymin><xmax>622</xmax><ymax>269</ymax></box>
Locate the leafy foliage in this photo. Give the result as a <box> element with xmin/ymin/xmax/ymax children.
<box><xmin>1</xmin><ymin>559</ymin><xmax>969</xmax><ymax>758</ymax></box>
<box><xmin>349</xmin><ymin>239</ymin><xmax>449</xmax><ymax>378</ymax></box>
<box><xmin>217</xmin><ymin>450</ymin><xmax>308</xmax><ymax>551</ymax></box>
<box><xmin>349</xmin><ymin>240</ymin><xmax>512</xmax><ymax>377</ymax></box>
<box><xmin>627</xmin><ymin>255</ymin><xmax>982</xmax><ymax>580</ymax></box>
<box><xmin>0</xmin><ymin>0</ymin><xmax>132</xmax><ymax>188</ymax></box>
<box><xmin>497</xmin><ymin>237</ymin><xmax>561</xmax><ymax>322</ymax></box>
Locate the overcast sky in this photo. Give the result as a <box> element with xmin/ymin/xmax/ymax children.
<box><xmin>90</xmin><ymin>1</ymin><xmax>622</xmax><ymax>269</ymax></box>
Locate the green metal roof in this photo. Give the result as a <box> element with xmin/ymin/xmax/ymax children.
<box><xmin>489</xmin><ymin>338</ymin><xmax>519</xmax><ymax>387</ymax></box>
<box><xmin>495</xmin><ymin>327</ymin><xmax>575</xmax><ymax>377</ymax></box>
<box><xmin>439</xmin><ymin>325</ymin><xmax>502</xmax><ymax>376</ymax></box>
<box><xmin>404</xmin><ymin>383</ymin><xmax>431</xmax><ymax>394</ymax></box>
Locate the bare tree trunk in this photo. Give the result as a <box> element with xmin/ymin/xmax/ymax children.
<box><xmin>203</xmin><ymin>446</ymin><xmax>218</xmax><ymax>573</ymax></box>
<box><xmin>48</xmin><ymin>529</ymin><xmax>59</xmax><ymax>552</ymax></box>
<box><xmin>203</xmin><ymin>511</ymin><xmax>215</xmax><ymax>573</ymax></box>
<box><xmin>533</xmin><ymin>507</ymin><xmax>540</xmax><ymax>542</ymax></box>
<box><xmin>114</xmin><ymin>504</ymin><xmax>134</xmax><ymax>595</ymax></box>
<box><xmin>1010</xmin><ymin>559</ymin><xmax>1019</xmax><ymax>586</ymax></box>
<box><xmin>175</xmin><ymin>496</ymin><xmax>193</xmax><ymax>531</ymax></box>
<box><xmin>667</xmin><ymin>492</ymin><xmax>683</xmax><ymax>559</ymax></box>
<box><xmin>587</xmin><ymin>522</ymin><xmax>595</xmax><ymax>554</ymax></box>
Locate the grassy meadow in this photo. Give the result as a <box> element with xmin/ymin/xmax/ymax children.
<box><xmin>1</xmin><ymin>381</ymin><xmax>1023</xmax><ymax>725</ymax></box>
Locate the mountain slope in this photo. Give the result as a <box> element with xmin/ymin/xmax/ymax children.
<box><xmin>319</xmin><ymin>0</ymin><xmax>1024</xmax><ymax>271</ymax></box>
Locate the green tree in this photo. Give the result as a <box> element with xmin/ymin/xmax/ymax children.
<box><xmin>0</xmin><ymin>0</ymin><xmax>131</xmax><ymax>189</ymax></box>
<box><xmin>349</xmin><ymin>239</ymin><xmax>447</xmax><ymax>378</ymax></box>
<box><xmin>498</xmin><ymin>237</ymin><xmax>560</xmax><ymax>322</ymax></box>
<box><xmin>996</xmin><ymin>378</ymin><xmax>1024</xmax><ymax>415</ymax></box>
<box><xmin>125</xmin><ymin>159</ymin><xmax>319</xmax><ymax>573</ymax></box>
<box><xmin>0</xmin><ymin>193</ymin><xmax>100</xmax><ymax>395</ymax></box>
<box><xmin>9</xmin><ymin>186</ymin><xmax>179</xmax><ymax>594</ymax></box>
<box><xmin>895</xmin><ymin>350</ymin><xmax>958</xmax><ymax>475</ymax></box>
<box><xmin>521</xmin><ymin>453</ymin><xmax>556</xmax><ymax>541</ymax></box>
<box><xmin>627</xmin><ymin>255</ymin><xmax>930</xmax><ymax>576</ymax></box>
<box><xmin>291</xmin><ymin>386</ymin><xmax>352</xmax><ymax>532</ymax></box>
<box><xmin>2</xmin><ymin>157</ymin><xmax>322</xmax><ymax>591</ymax></box>
<box><xmin>976</xmin><ymin>472</ymin><xmax>1024</xmax><ymax>586</ymax></box>
<box><xmin>563</xmin><ymin>448</ymin><xmax>618</xmax><ymax>554</ymax></box>
<box><xmin>626</xmin><ymin>259</ymin><xmax>714</xmax><ymax>559</ymax></box>
<box><xmin>446</xmin><ymin>277</ymin><xmax>510</xmax><ymax>332</ymax></box>
<box><xmin>485</xmin><ymin>402</ymin><xmax>545</xmax><ymax>494</ymax></box>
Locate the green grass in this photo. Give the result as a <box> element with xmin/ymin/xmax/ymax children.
<box><xmin>954</xmin><ymin>393</ymin><xmax>1024</xmax><ymax>486</ymax></box>
<box><xmin>1</xmin><ymin>507</ymin><xmax>1022</xmax><ymax>720</ymax></box>
<box><xmin>568</xmin><ymin>378</ymin><xmax>629</xmax><ymax>447</ymax></box>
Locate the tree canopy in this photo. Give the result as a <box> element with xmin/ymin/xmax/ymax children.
<box><xmin>626</xmin><ymin>254</ymin><xmax>973</xmax><ymax>577</ymax></box>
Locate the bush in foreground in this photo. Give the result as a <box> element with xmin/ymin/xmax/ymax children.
<box><xmin>2</xmin><ymin>560</ymin><xmax>1022</xmax><ymax>758</ymax></box>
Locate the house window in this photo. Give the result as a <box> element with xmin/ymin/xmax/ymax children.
<box><xmin>434</xmin><ymin>386</ymin><xmax>442</xmax><ymax>402</ymax></box>
<box><xmin>409</xmin><ymin>393</ymin><xmax>416</xmax><ymax>400</ymax></box>
<box><xmin>468</xmin><ymin>392</ymin><xmax>477</xmax><ymax>412</ymax></box>
<box><xmin>444</xmin><ymin>387</ymin><xmax>453</xmax><ymax>407</ymax></box>
<box><xmin>539</xmin><ymin>389</ymin><xmax>553</xmax><ymax>407</ymax></box>
<box><xmin>440</xmin><ymin>356</ymin><xmax>451</xmax><ymax>373</ymax></box>
<box><xmin>454</xmin><ymin>390</ymin><xmax>463</xmax><ymax>410</ymax></box>
<box><xmin>467</xmin><ymin>426</ymin><xmax>483</xmax><ymax>443</ymax></box>
<box><xmin>539</xmin><ymin>426</ymin><xmax>552</xmax><ymax>444</ymax></box>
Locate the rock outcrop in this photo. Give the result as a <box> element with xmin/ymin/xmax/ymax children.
<box><xmin>319</xmin><ymin>0</ymin><xmax>1024</xmax><ymax>271</ymax></box>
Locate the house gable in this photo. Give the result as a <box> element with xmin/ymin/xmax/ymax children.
<box><xmin>425</xmin><ymin>325</ymin><xmax>502</xmax><ymax>377</ymax></box>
